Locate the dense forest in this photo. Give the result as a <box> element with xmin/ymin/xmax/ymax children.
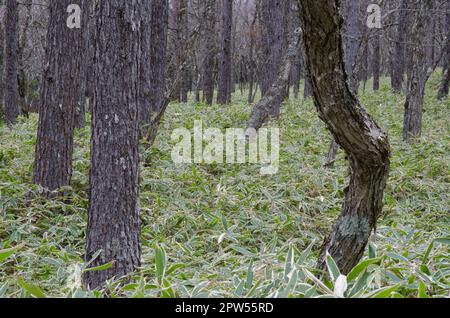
<box><xmin>0</xmin><ymin>0</ymin><xmax>449</xmax><ymax>299</ymax></box>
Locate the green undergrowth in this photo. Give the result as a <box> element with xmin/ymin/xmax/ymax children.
<box><xmin>0</xmin><ymin>74</ymin><xmax>449</xmax><ymax>298</ymax></box>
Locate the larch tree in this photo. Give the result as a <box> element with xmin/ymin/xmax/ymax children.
<box><xmin>299</xmin><ymin>0</ymin><xmax>391</xmax><ymax>274</ymax></box>
<box><xmin>84</xmin><ymin>0</ymin><xmax>143</xmax><ymax>289</ymax></box>
<box><xmin>32</xmin><ymin>0</ymin><xmax>85</xmax><ymax>191</ymax></box>
<box><xmin>403</xmin><ymin>0</ymin><xmax>434</xmax><ymax>143</ymax></box>
<box><xmin>217</xmin><ymin>0</ymin><xmax>233</xmax><ymax>105</ymax></box>
<box><xmin>258</xmin><ymin>0</ymin><xmax>289</xmax><ymax>117</ymax></box>
<box><xmin>3</xmin><ymin>0</ymin><xmax>20</xmax><ymax>126</ymax></box>
<box><xmin>391</xmin><ymin>0</ymin><xmax>410</xmax><ymax>92</ymax></box>
<box><xmin>202</xmin><ymin>0</ymin><xmax>217</xmax><ymax>106</ymax></box>
<box><xmin>144</xmin><ymin>0</ymin><xmax>169</xmax><ymax>146</ymax></box>
<box><xmin>437</xmin><ymin>1</ymin><xmax>450</xmax><ymax>101</ymax></box>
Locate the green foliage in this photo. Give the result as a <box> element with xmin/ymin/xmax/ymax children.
<box><xmin>0</xmin><ymin>75</ymin><xmax>448</xmax><ymax>298</ymax></box>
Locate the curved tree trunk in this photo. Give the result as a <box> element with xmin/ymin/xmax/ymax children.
<box><xmin>299</xmin><ymin>0</ymin><xmax>391</xmax><ymax>274</ymax></box>
<box><xmin>3</xmin><ymin>0</ymin><xmax>20</xmax><ymax>126</ymax></box>
<box><xmin>84</xmin><ymin>0</ymin><xmax>142</xmax><ymax>289</ymax></box>
<box><xmin>33</xmin><ymin>0</ymin><xmax>84</xmax><ymax>191</ymax></box>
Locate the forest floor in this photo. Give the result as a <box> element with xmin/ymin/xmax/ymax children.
<box><xmin>0</xmin><ymin>74</ymin><xmax>449</xmax><ymax>298</ymax></box>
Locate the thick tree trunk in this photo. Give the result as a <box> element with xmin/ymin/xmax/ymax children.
<box><xmin>84</xmin><ymin>0</ymin><xmax>142</xmax><ymax>289</ymax></box>
<box><xmin>299</xmin><ymin>0</ymin><xmax>391</xmax><ymax>274</ymax></box>
<box><xmin>437</xmin><ymin>3</ymin><xmax>450</xmax><ymax>101</ymax></box>
<box><xmin>391</xmin><ymin>0</ymin><xmax>410</xmax><ymax>92</ymax></box>
<box><xmin>403</xmin><ymin>0</ymin><xmax>433</xmax><ymax>143</ymax></box>
<box><xmin>32</xmin><ymin>0</ymin><xmax>84</xmax><ymax>191</ymax></box>
<box><xmin>203</xmin><ymin>0</ymin><xmax>217</xmax><ymax>106</ymax></box>
<box><xmin>217</xmin><ymin>0</ymin><xmax>233</xmax><ymax>105</ymax></box>
<box><xmin>3</xmin><ymin>0</ymin><xmax>20</xmax><ymax>126</ymax></box>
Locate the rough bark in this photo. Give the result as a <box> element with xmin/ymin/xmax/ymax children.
<box><xmin>372</xmin><ymin>31</ymin><xmax>381</xmax><ymax>91</ymax></box>
<box><xmin>344</xmin><ymin>0</ymin><xmax>361</xmax><ymax>91</ymax></box>
<box><xmin>403</xmin><ymin>0</ymin><xmax>433</xmax><ymax>143</ymax></box>
<box><xmin>391</xmin><ymin>0</ymin><xmax>410</xmax><ymax>92</ymax></box>
<box><xmin>247</xmin><ymin>30</ymin><xmax>300</xmax><ymax>130</ymax></box>
<box><xmin>202</xmin><ymin>0</ymin><xmax>217</xmax><ymax>106</ymax></box>
<box><xmin>3</xmin><ymin>0</ymin><xmax>20</xmax><ymax>126</ymax></box>
<box><xmin>84</xmin><ymin>0</ymin><xmax>142</xmax><ymax>289</ymax></box>
<box><xmin>259</xmin><ymin>0</ymin><xmax>289</xmax><ymax>115</ymax></box>
<box><xmin>146</xmin><ymin>0</ymin><xmax>169</xmax><ymax>146</ymax></box>
<box><xmin>437</xmin><ymin>2</ymin><xmax>450</xmax><ymax>100</ymax></box>
<box><xmin>299</xmin><ymin>0</ymin><xmax>391</xmax><ymax>274</ymax></box>
<box><xmin>32</xmin><ymin>0</ymin><xmax>84</xmax><ymax>191</ymax></box>
<box><xmin>217</xmin><ymin>0</ymin><xmax>233</xmax><ymax>105</ymax></box>
<box><xmin>75</xmin><ymin>0</ymin><xmax>90</xmax><ymax>129</ymax></box>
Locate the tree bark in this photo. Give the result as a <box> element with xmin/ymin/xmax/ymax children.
<box><xmin>403</xmin><ymin>0</ymin><xmax>433</xmax><ymax>143</ymax></box>
<box><xmin>299</xmin><ymin>0</ymin><xmax>391</xmax><ymax>274</ymax></box>
<box><xmin>217</xmin><ymin>0</ymin><xmax>233</xmax><ymax>105</ymax></box>
<box><xmin>3</xmin><ymin>0</ymin><xmax>20</xmax><ymax>126</ymax></box>
<box><xmin>247</xmin><ymin>30</ymin><xmax>300</xmax><ymax>130</ymax></box>
<box><xmin>391</xmin><ymin>0</ymin><xmax>410</xmax><ymax>92</ymax></box>
<box><xmin>372</xmin><ymin>31</ymin><xmax>381</xmax><ymax>91</ymax></box>
<box><xmin>203</xmin><ymin>0</ymin><xmax>217</xmax><ymax>106</ymax></box>
<box><xmin>84</xmin><ymin>0</ymin><xmax>142</xmax><ymax>289</ymax></box>
<box><xmin>259</xmin><ymin>0</ymin><xmax>289</xmax><ymax>115</ymax></box>
<box><xmin>437</xmin><ymin>2</ymin><xmax>450</xmax><ymax>100</ymax></box>
<box><xmin>32</xmin><ymin>0</ymin><xmax>84</xmax><ymax>191</ymax></box>
<box><xmin>75</xmin><ymin>0</ymin><xmax>90</xmax><ymax>129</ymax></box>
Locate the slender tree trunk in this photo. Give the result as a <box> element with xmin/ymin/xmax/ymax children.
<box><xmin>391</xmin><ymin>0</ymin><xmax>410</xmax><ymax>92</ymax></box>
<box><xmin>32</xmin><ymin>0</ymin><xmax>84</xmax><ymax>191</ymax></box>
<box><xmin>247</xmin><ymin>30</ymin><xmax>300</xmax><ymax>130</ymax></box>
<box><xmin>203</xmin><ymin>0</ymin><xmax>217</xmax><ymax>106</ymax></box>
<box><xmin>84</xmin><ymin>0</ymin><xmax>142</xmax><ymax>289</ymax></box>
<box><xmin>145</xmin><ymin>0</ymin><xmax>169</xmax><ymax>146</ymax></box>
<box><xmin>299</xmin><ymin>0</ymin><xmax>391</xmax><ymax>274</ymax></box>
<box><xmin>217</xmin><ymin>0</ymin><xmax>233</xmax><ymax>105</ymax></box>
<box><xmin>437</xmin><ymin>3</ymin><xmax>450</xmax><ymax>100</ymax></box>
<box><xmin>3</xmin><ymin>0</ymin><xmax>20</xmax><ymax>126</ymax></box>
<box><xmin>259</xmin><ymin>0</ymin><xmax>289</xmax><ymax>116</ymax></box>
<box><xmin>372</xmin><ymin>31</ymin><xmax>381</xmax><ymax>91</ymax></box>
<box><xmin>0</xmin><ymin>15</ymin><xmax>4</xmax><ymax>119</ymax></box>
<box><xmin>17</xmin><ymin>0</ymin><xmax>32</xmax><ymax>117</ymax></box>
<box><xmin>403</xmin><ymin>0</ymin><xmax>433</xmax><ymax>143</ymax></box>
<box><xmin>75</xmin><ymin>0</ymin><xmax>90</xmax><ymax>129</ymax></box>
<box><xmin>344</xmin><ymin>0</ymin><xmax>361</xmax><ymax>92</ymax></box>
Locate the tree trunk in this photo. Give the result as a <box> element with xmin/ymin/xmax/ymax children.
<box><xmin>344</xmin><ymin>0</ymin><xmax>361</xmax><ymax>92</ymax></box>
<box><xmin>372</xmin><ymin>31</ymin><xmax>381</xmax><ymax>91</ymax></box>
<box><xmin>437</xmin><ymin>2</ymin><xmax>450</xmax><ymax>100</ymax></box>
<box><xmin>391</xmin><ymin>0</ymin><xmax>410</xmax><ymax>92</ymax></box>
<box><xmin>84</xmin><ymin>0</ymin><xmax>142</xmax><ymax>289</ymax></box>
<box><xmin>32</xmin><ymin>0</ymin><xmax>84</xmax><ymax>191</ymax></box>
<box><xmin>247</xmin><ymin>30</ymin><xmax>300</xmax><ymax>130</ymax></box>
<box><xmin>3</xmin><ymin>0</ymin><xmax>20</xmax><ymax>126</ymax></box>
<box><xmin>217</xmin><ymin>0</ymin><xmax>233</xmax><ymax>105</ymax></box>
<box><xmin>0</xmin><ymin>14</ymin><xmax>4</xmax><ymax>119</ymax></box>
<box><xmin>259</xmin><ymin>0</ymin><xmax>289</xmax><ymax>115</ymax></box>
<box><xmin>145</xmin><ymin>0</ymin><xmax>169</xmax><ymax>146</ymax></box>
<box><xmin>299</xmin><ymin>0</ymin><xmax>391</xmax><ymax>274</ymax></box>
<box><xmin>403</xmin><ymin>0</ymin><xmax>433</xmax><ymax>143</ymax></box>
<box><xmin>203</xmin><ymin>0</ymin><xmax>217</xmax><ymax>106</ymax></box>
<box><xmin>75</xmin><ymin>0</ymin><xmax>90</xmax><ymax>129</ymax></box>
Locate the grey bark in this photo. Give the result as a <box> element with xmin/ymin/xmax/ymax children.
<box><xmin>403</xmin><ymin>0</ymin><xmax>434</xmax><ymax>143</ymax></box>
<box><xmin>391</xmin><ymin>0</ymin><xmax>410</xmax><ymax>92</ymax></box>
<box><xmin>437</xmin><ymin>2</ymin><xmax>450</xmax><ymax>100</ymax></box>
<box><xmin>299</xmin><ymin>0</ymin><xmax>391</xmax><ymax>274</ymax></box>
<box><xmin>3</xmin><ymin>0</ymin><xmax>20</xmax><ymax>126</ymax></box>
<box><xmin>85</xmin><ymin>0</ymin><xmax>142</xmax><ymax>289</ymax></box>
<box><xmin>33</xmin><ymin>0</ymin><xmax>84</xmax><ymax>191</ymax></box>
<box><xmin>217</xmin><ymin>0</ymin><xmax>233</xmax><ymax>105</ymax></box>
<box><xmin>203</xmin><ymin>0</ymin><xmax>217</xmax><ymax>106</ymax></box>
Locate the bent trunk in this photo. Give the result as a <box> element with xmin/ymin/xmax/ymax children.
<box><xmin>299</xmin><ymin>0</ymin><xmax>391</xmax><ymax>274</ymax></box>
